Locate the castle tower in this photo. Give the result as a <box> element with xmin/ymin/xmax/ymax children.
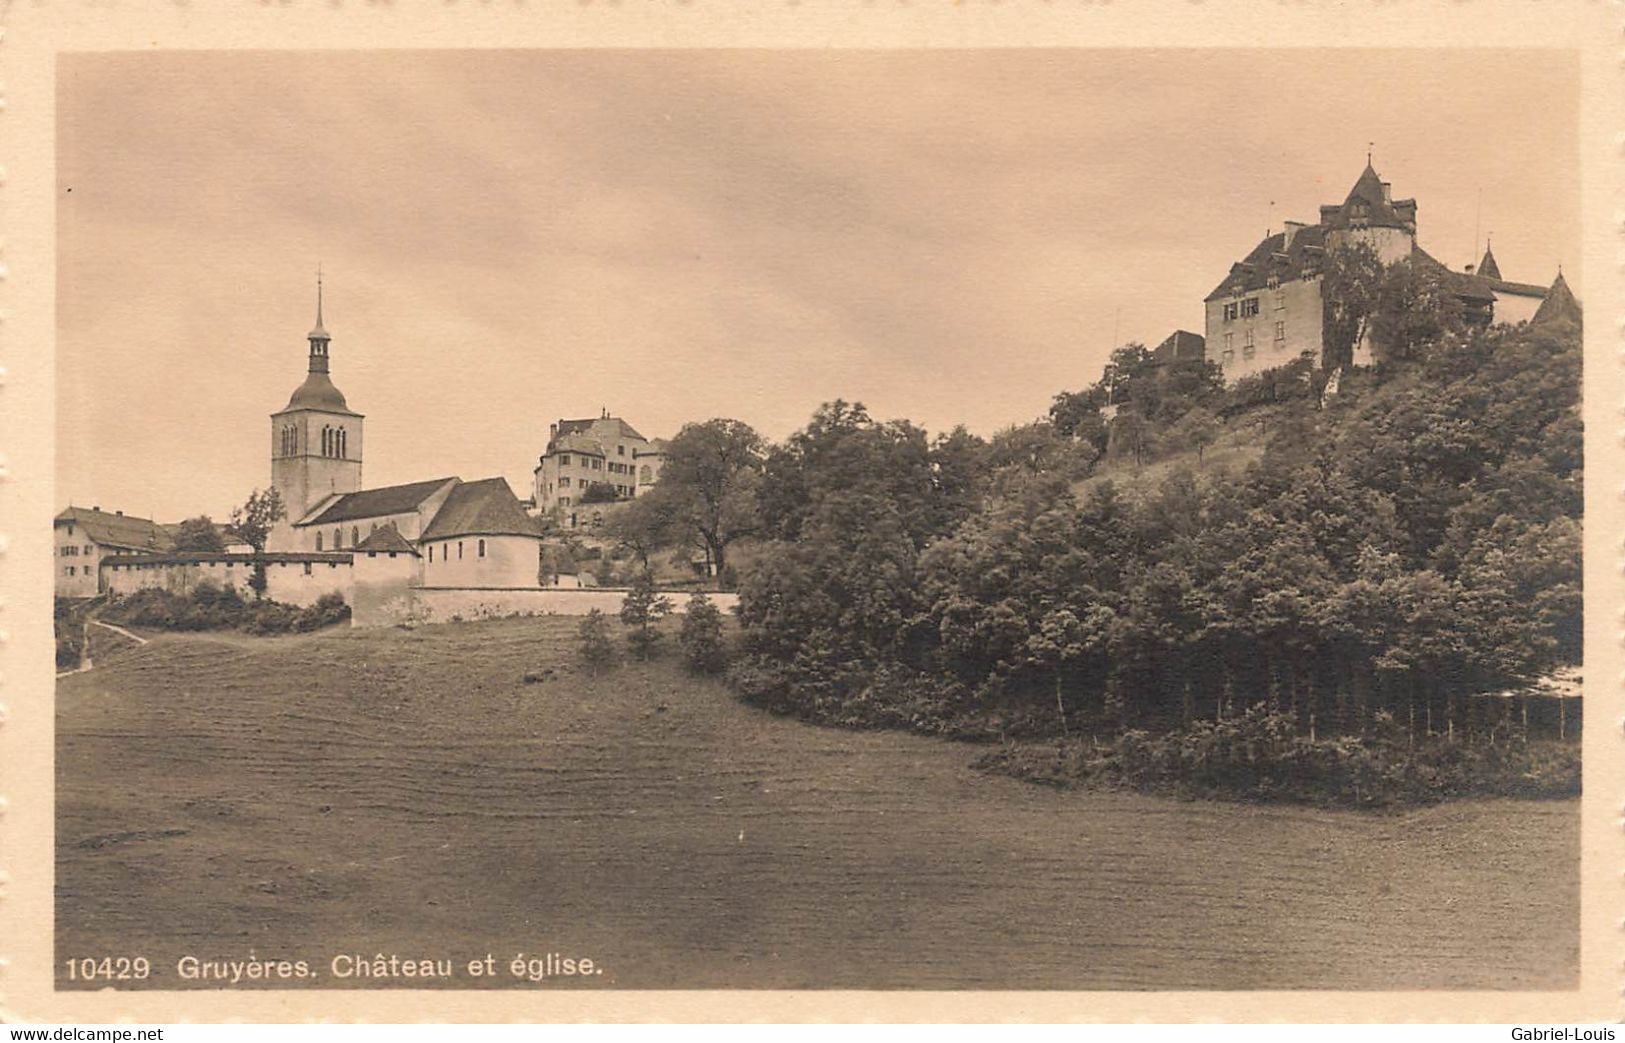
<box><xmin>270</xmin><ymin>273</ymin><xmax>363</xmax><ymax>527</ymax></box>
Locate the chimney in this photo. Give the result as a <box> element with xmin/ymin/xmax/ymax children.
<box><xmin>115</xmin><ymin>510</ymin><xmax>123</xmax><ymax>516</ymax></box>
<box><xmin>1465</xmin><ymin>263</ymin><xmax>1475</xmax><ymax>275</ymax></box>
<box><xmin>1282</xmin><ymin>220</ymin><xmax>1306</xmax><ymax>249</ymax></box>
<box><xmin>1381</xmin><ymin>182</ymin><xmax>1392</xmax><ymax>203</ymax></box>
<box><xmin>93</xmin><ymin>505</ymin><xmax>100</xmax><ymax>512</ymax></box>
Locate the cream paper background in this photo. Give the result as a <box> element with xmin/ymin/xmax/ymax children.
<box><xmin>1</xmin><ymin>0</ymin><xmax>1620</xmax><ymax>1023</ymax></box>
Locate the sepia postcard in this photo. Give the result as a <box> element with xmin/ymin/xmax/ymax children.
<box><xmin>1</xmin><ymin>0</ymin><xmax>1622</xmax><ymax>1025</ymax></box>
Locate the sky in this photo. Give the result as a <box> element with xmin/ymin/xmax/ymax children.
<box><xmin>56</xmin><ymin>49</ymin><xmax>1580</xmax><ymax>522</ymax></box>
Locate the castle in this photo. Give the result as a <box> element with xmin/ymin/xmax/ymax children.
<box><xmin>1201</xmin><ymin>160</ymin><xmax>1577</xmax><ymax>382</ymax></box>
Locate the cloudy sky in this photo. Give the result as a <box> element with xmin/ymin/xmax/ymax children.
<box><xmin>57</xmin><ymin>49</ymin><xmax>1580</xmax><ymax>521</ymax></box>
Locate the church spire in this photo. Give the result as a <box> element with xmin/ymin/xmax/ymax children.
<box><xmin>308</xmin><ymin>267</ymin><xmax>331</xmax><ymax>373</ymax></box>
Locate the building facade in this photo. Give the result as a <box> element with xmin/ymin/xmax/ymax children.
<box><xmin>532</xmin><ymin>413</ymin><xmax>665</xmax><ymax>529</ymax></box>
<box><xmin>54</xmin><ymin>506</ymin><xmax>174</xmax><ymax>598</ymax></box>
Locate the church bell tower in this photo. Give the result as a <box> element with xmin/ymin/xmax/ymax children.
<box><xmin>270</xmin><ymin>272</ymin><xmax>364</xmax><ymax>530</ymax></box>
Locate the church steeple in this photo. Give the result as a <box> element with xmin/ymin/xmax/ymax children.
<box><xmin>308</xmin><ymin>267</ymin><xmax>331</xmax><ymax>374</ymax></box>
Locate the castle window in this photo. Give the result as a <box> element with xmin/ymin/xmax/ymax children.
<box><xmin>305</xmin><ymin>563</ymin><xmax>313</xmax><ymax>575</ymax></box>
<box><xmin>617</xmin><ymin>445</ymin><xmax>626</xmax><ymax>456</ymax></box>
<box><xmin>1274</xmin><ymin>321</ymin><xmax>1286</xmax><ymax>344</ymax></box>
<box><xmin>1223</xmin><ymin>332</ymin><xmax>1234</xmax><ymax>355</ymax></box>
<box><xmin>429</xmin><ymin>545</ymin><xmax>434</xmax><ymax>562</ymax></box>
<box><xmin>1275</xmin><ymin>289</ymin><xmax>1286</xmax><ymax>311</ymax></box>
<box><xmin>1242</xmin><ymin>298</ymin><xmax>1260</xmax><ymax>318</ymax></box>
<box><xmin>334</xmin><ymin>528</ymin><xmax>342</xmax><ymax>549</ymax></box>
<box><xmin>340</xmin><ymin>428</ymin><xmax>347</xmax><ymax>459</ymax></box>
<box><xmin>560</xmin><ymin>454</ymin><xmax>571</xmax><ymax>466</ymax></box>
<box><xmin>478</xmin><ymin>539</ymin><xmax>486</xmax><ymax>558</ymax></box>
<box><xmin>1223</xmin><ymin>302</ymin><xmax>1238</xmax><ymax>321</ymax></box>
<box><xmin>66</xmin><ymin>565</ymin><xmax>75</xmax><ymax>576</ymax></box>
<box><xmin>560</xmin><ymin>476</ymin><xmax>570</xmax><ymax>488</ymax></box>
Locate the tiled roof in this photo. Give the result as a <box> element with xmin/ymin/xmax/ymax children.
<box><xmin>421</xmin><ymin>478</ymin><xmax>541</xmax><ymax>540</ymax></box>
<box><xmin>298</xmin><ymin>478</ymin><xmax>458</xmax><ymax>527</ymax></box>
<box><xmin>354</xmin><ymin>527</ymin><xmax>419</xmax><ymax>555</ymax></box>
<box><xmin>55</xmin><ymin>507</ymin><xmax>173</xmax><ymax>553</ymax></box>
<box><xmin>1205</xmin><ymin>224</ymin><xmax>1328</xmax><ymax>301</ymax></box>
<box><xmin>1533</xmin><ymin>272</ymin><xmax>1582</xmax><ymax>327</ymax></box>
<box><xmin>1319</xmin><ymin>163</ymin><xmax>1416</xmax><ymax>232</ymax></box>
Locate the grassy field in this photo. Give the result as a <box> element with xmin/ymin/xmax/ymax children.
<box><xmin>57</xmin><ymin>616</ymin><xmax>1578</xmax><ymax>990</ymax></box>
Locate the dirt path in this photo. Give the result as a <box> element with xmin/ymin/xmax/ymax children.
<box><xmin>56</xmin><ymin>618</ymin><xmax>1580</xmax><ymax>991</ymax></box>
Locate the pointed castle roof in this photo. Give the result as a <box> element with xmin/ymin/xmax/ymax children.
<box><xmin>1533</xmin><ymin>271</ymin><xmax>1582</xmax><ymax>327</ymax></box>
<box><xmin>1476</xmin><ymin>243</ymin><xmax>1502</xmax><ymax>281</ymax></box>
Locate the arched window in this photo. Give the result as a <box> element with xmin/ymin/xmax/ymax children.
<box><xmin>478</xmin><ymin>539</ymin><xmax>486</xmax><ymax>558</ymax></box>
<box><xmin>315</xmin><ymin>532</ymin><xmax>323</xmax><ymax>551</ymax></box>
<box><xmin>321</xmin><ymin>426</ymin><xmax>330</xmax><ymax>457</ymax></box>
<box><xmin>333</xmin><ymin>528</ymin><xmax>342</xmax><ymax>549</ymax></box>
<box><xmin>351</xmin><ymin>526</ymin><xmax>360</xmax><ymax>546</ymax></box>
<box><xmin>339</xmin><ymin>428</ymin><xmax>347</xmax><ymax>459</ymax></box>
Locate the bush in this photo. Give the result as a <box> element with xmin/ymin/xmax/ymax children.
<box><xmin>102</xmin><ymin>585</ymin><xmax>348</xmax><ymax>635</ymax></box>
<box><xmin>678</xmin><ymin>593</ymin><xmax>728</xmax><ymax>674</ymax></box>
<box><xmin>577</xmin><ymin>609</ymin><xmax>616</xmax><ymax>673</ymax></box>
<box><xmin>620</xmin><ymin>572</ymin><xmax>672</xmax><ymax>660</ymax></box>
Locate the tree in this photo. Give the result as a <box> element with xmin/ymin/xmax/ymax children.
<box><xmin>642</xmin><ymin>418</ymin><xmax>765</xmax><ymax>584</ymax></box>
<box><xmin>226</xmin><ymin>487</ymin><xmax>286</xmax><ymax>600</ymax></box>
<box><xmin>579</xmin><ymin>482</ymin><xmax>620</xmax><ymax>505</ymax></box>
<box><xmin>620</xmin><ymin>571</ymin><xmax>673</xmax><ymax>660</ymax></box>
<box><xmin>986</xmin><ymin>421</ymin><xmax>1099</xmax><ymax>481</ymax></box>
<box><xmin>1321</xmin><ymin>241</ymin><xmax>1385</xmax><ymax>370</ymax></box>
<box><xmin>577</xmin><ymin>608</ymin><xmax>616</xmax><ymax>674</ymax></box>
<box><xmin>1367</xmin><ymin>257</ymin><xmax>1465</xmax><ymax>364</ymax></box>
<box><xmin>678</xmin><ymin>593</ymin><xmax>728</xmax><ymax>674</ymax></box>
<box><xmin>172</xmin><ymin>515</ymin><xmax>226</xmax><ymax>553</ymax></box>
<box><xmin>603</xmin><ymin>490</ymin><xmax>682</xmax><ymax>569</ymax></box>
<box><xmin>1167</xmin><ymin>406</ymin><xmax>1221</xmax><ymax>464</ymax></box>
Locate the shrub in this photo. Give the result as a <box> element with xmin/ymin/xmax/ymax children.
<box><xmin>102</xmin><ymin>585</ymin><xmax>348</xmax><ymax>635</ymax></box>
<box><xmin>620</xmin><ymin>572</ymin><xmax>672</xmax><ymax>660</ymax></box>
<box><xmin>678</xmin><ymin>593</ymin><xmax>728</xmax><ymax>674</ymax></box>
<box><xmin>577</xmin><ymin>608</ymin><xmax>616</xmax><ymax>674</ymax></box>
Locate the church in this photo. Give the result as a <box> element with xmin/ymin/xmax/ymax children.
<box><xmin>1204</xmin><ymin>160</ymin><xmax>1579</xmax><ymax>382</ymax></box>
<box><xmin>265</xmin><ymin>280</ymin><xmax>545</xmax><ymax>588</ymax></box>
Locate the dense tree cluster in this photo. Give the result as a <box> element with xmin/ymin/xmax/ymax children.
<box><xmin>729</xmin><ymin>319</ymin><xmax>1581</xmax><ymax>745</ymax></box>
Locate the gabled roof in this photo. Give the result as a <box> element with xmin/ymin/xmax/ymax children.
<box><xmin>1533</xmin><ymin>271</ymin><xmax>1583</xmax><ymax>327</ymax></box>
<box><xmin>55</xmin><ymin>506</ymin><xmax>173</xmax><ymax>552</ymax></box>
<box><xmin>297</xmin><ymin>477</ymin><xmax>458</xmax><ymax>527</ymax></box>
<box><xmin>420</xmin><ymin>478</ymin><xmax>541</xmax><ymax>540</ymax></box>
<box><xmin>354</xmin><ymin>526</ymin><xmax>420</xmax><ymax>556</ymax></box>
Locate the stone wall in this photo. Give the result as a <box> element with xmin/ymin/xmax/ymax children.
<box><xmin>352</xmin><ymin>585</ymin><xmax>739</xmax><ymax>628</ymax></box>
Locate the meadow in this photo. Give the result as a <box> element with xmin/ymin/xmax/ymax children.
<box><xmin>56</xmin><ymin>616</ymin><xmax>1578</xmax><ymax>990</ymax></box>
